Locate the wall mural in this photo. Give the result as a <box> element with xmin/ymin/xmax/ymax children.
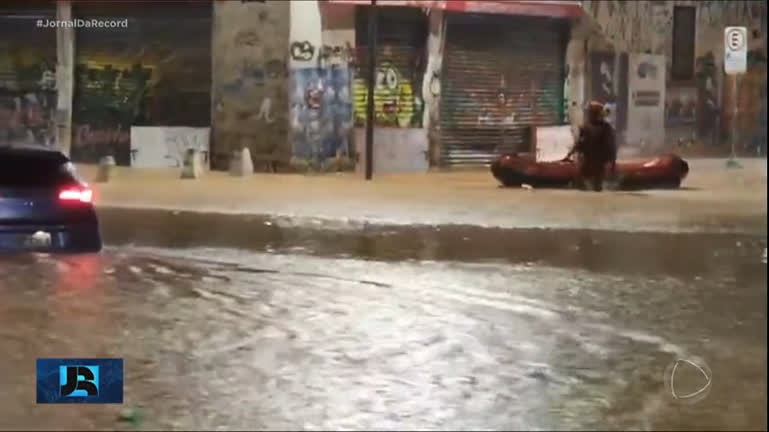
<box><xmin>352</xmin><ymin>60</ymin><xmax>423</xmax><ymax>128</ymax></box>
<box><xmin>70</xmin><ymin>4</ymin><xmax>212</xmax><ymax>165</ymax></box>
<box><xmin>0</xmin><ymin>48</ymin><xmax>57</xmax><ymax>148</ymax></box>
<box><xmin>289</xmin><ymin>64</ymin><xmax>353</xmax><ymax>163</ymax></box>
<box><xmin>71</xmin><ymin>62</ymin><xmax>153</xmax><ymax>165</ymax></box>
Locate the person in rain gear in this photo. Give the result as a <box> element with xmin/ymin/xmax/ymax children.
<box><xmin>563</xmin><ymin>101</ymin><xmax>617</xmax><ymax>191</ymax></box>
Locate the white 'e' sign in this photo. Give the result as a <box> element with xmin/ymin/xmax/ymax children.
<box><xmin>724</xmin><ymin>26</ymin><xmax>747</xmax><ymax>75</ymax></box>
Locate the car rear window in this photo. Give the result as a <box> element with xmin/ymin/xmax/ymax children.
<box><xmin>0</xmin><ymin>153</ymin><xmax>78</xmax><ymax>188</ymax></box>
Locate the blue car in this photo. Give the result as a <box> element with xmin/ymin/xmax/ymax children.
<box><xmin>0</xmin><ymin>147</ymin><xmax>102</xmax><ymax>253</ymax></box>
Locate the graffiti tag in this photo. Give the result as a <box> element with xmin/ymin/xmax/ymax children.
<box><xmin>319</xmin><ymin>42</ymin><xmax>354</xmax><ymax>63</ymax></box>
<box><xmin>290</xmin><ymin>41</ymin><xmax>316</xmax><ymax>62</ymax></box>
<box><xmin>164</xmin><ymin>129</ymin><xmax>208</xmax><ymax>167</ymax></box>
<box><xmin>234</xmin><ymin>30</ymin><xmax>260</xmax><ymax>47</ymax></box>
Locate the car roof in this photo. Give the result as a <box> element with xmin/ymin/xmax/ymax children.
<box><xmin>0</xmin><ymin>146</ymin><xmax>70</xmax><ymax>163</ymax></box>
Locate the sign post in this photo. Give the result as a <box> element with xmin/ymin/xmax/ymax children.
<box><xmin>724</xmin><ymin>26</ymin><xmax>747</xmax><ymax>168</ymax></box>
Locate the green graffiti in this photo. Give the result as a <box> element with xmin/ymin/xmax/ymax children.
<box><xmin>74</xmin><ymin>63</ymin><xmax>152</xmax><ymax>126</ymax></box>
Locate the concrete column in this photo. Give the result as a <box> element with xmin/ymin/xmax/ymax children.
<box><xmin>55</xmin><ymin>1</ymin><xmax>75</xmax><ymax>156</ymax></box>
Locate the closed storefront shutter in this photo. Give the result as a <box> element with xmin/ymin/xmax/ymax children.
<box><xmin>0</xmin><ymin>1</ymin><xmax>57</xmax><ymax>148</ymax></box>
<box><xmin>354</xmin><ymin>6</ymin><xmax>427</xmax><ymax>128</ymax></box>
<box><xmin>440</xmin><ymin>13</ymin><xmax>568</xmax><ymax>166</ymax></box>
<box><xmin>72</xmin><ymin>1</ymin><xmax>212</xmax><ymax>165</ymax></box>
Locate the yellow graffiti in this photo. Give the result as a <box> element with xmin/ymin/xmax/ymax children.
<box><xmin>353</xmin><ymin>62</ymin><xmax>418</xmax><ymax>128</ymax></box>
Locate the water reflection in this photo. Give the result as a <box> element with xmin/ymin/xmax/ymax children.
<box><xmin>0</xmin><ymin>244</ymin><xmax>765</xmax><ymax>430</ymax></box>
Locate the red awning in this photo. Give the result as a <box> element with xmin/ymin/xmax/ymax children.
<box><xmin>324</xmin><ymin>0</ymin><xmax>584</xmax><ymax>19</ymax></box>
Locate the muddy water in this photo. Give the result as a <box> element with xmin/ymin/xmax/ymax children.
<box><xmin>0</xmin><ymin>209</ymin><xmax>766</xmax><ymax>430</ymax></box>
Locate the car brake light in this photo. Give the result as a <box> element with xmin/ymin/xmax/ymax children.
<box><xmin>59</xmin><ymin>188</ymin><xmax>93</xmax><ymax>203</ymax></box>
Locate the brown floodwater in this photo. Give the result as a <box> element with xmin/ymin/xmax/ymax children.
<box><xmin>0</xmin><ymin>208</ymin><xmax>765</xmax><ymax>430</ymax></box>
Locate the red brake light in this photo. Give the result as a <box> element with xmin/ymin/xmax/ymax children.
<box><xmin>59</xmin><ymin>187</ymin><xmax>93</xmax><ymax>203</ymax></box>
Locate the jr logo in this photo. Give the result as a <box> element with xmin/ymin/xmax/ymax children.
<box><xmin>60</xmin><ymin>365</ymin><xmax>99</xmax><ymax>397</ymax></box>
<box><xmin>38</xmin><ymin>358</ymin><xmax>122</xmax><ymax>404</ymax></box>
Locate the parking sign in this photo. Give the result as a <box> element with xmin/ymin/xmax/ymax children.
<box><xmin>724</xmin><ymin>26</ymin><xmax>747</xmax><ymax>75</ymax></box>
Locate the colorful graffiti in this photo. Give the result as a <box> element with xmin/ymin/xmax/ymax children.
<box><xmin>0</xmin><ymin>47</ymin><xmax>57</xmax><ymax>147</ymax></box>
<box><xmin>71</xmin><ymin>62</ymin><xmax>153</xmax><ymax>164</ymax></box>
<box><xmin>353</xmin><ymin>61</ymin><xmax>423</xmax><ymax>128</ymax></box>
<box><xmin>289</xmin><ymin>65</ymin><xmax>353</xmax><ymax>163</ymax></box>
<box><xmin>0</xmin><ymin>90</ymin><xmax>56</xmax><ymax>147</ymax></box>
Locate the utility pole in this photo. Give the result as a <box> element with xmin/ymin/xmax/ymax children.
<box><xmin>364</xmin><ymin>0</ymin><xmax>377</xmax><ymax>180</ymax></box>
<box><xmin>55</xmin><ymin>1</ymin><xmax>75</xmax><ymax>156</ymax></box>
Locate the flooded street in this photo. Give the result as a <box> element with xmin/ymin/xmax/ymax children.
<box><xmin>1</xmin><ymin>209</ymin><xmax>766</xmax><ymax>430</ymax></box>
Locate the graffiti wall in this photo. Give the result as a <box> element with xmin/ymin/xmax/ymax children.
<box><xmin>581</xmin><ymin>0</ymin><xmax>767</xmax><ymax>153</ymax></box>
<box><xmin>352</xmin><ymin>6</ymin><xmax>427</xmax><ymax>131</ymax></box>
<box><xmin>72</xmin><ymin>3</ymin><xmax>213</xmax><ymax>165</ymax></box>
<box><xmin>129</xmin><ymin>126</ymin><xmax>210</xmax><ymax>168</ymax></box>
<box><xmin>352</xmin><ymin>59</ymin><xmax>423</xmax><ymax>128</ymax></box>
<box><xmin>285</xmin><ymin>0</ymin><xmax>356</xmax><ymax>168</ymax></box>
<box><xmin>289</xmin><ymin>65</ymin><xmax>353</xmax><ymax>162</ymax></box>
<box><xmin>213</xmin><ymin>0</ymin><xmax>289</xmax><ymax>171</ymax></box>
<box><xmin>0</xmin><ymin>5</ymin><xmax>57</xmax><ymax>148</ymax></box>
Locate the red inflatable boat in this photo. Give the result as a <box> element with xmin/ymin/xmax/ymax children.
<box><xmin>490</xmin><ymin>154</ymin><xmax>690</xmax><ymax>190</ymax></box>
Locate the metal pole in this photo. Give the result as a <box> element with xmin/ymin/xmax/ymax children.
<box><xmin>726</xmin><ymin>73</ymin><xmax>742</xmax><ymax>168</ymax></box>
<box><xmin>731</xmin><ymin>74</ymin><xmax>738</xmax><ymax>158</ymax></box>
<box><xmin>364</xmin><ymin>0</ymin><xmax>377</xmax><ymax>180</ymax></box>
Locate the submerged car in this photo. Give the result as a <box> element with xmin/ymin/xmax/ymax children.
<box><xmin>490</xmin><ymin>153</ymin><xmax>690</xmax><ymax>190</ymax></box>
<box><xmin>0</xmin><ymin>147</ymin><xmax>102</xmax><ymax>253</ymax></box>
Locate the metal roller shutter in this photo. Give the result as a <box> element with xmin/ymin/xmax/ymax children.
<box><xmin>354</xmin><ymin>6</ymin><xmax>427</xmax><ymax>128</ymax></box>
<box><xmin>72</xmin><ymin>1</ymin><xmax>212</xmax><ymax>165</ymax></box>
<box><xmin>440</xmin><ymin>13</ymin><xmax>568</xmax><ymax>166</ymax></box>
<box><xmin>0</xmin><ymin>1</ymin><xmax>57</xmax><ymax>148</ymax></box>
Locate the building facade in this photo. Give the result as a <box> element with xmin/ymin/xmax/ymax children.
<box><xmin>1</xmin><ymin>0</ymin><xmax>766</xmax><ymax>171</ymax></box>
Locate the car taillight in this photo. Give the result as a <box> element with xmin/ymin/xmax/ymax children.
<box><xmin>59</xmin><ymin>187</ymin><xmax>93</xmax><ymax>203</ymax></box>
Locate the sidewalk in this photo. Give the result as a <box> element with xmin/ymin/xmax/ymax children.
<box><xmin>79</xmin><ymin>159</ymin><xmax>768</xmax><ymax>234</ymax></box>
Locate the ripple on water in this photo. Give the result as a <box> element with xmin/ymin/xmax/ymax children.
<box><xmin>0</xmin><ymin>246</ymin><xmax>765</xmax><ymax>430</ymax></box>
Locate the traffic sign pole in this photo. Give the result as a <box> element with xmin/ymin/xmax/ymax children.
<box><xmin>727</xmin><ymin>75</ymin><xmax>741</xmax><ymax>168</ymax></box>
<box><xmin>724</xmin><ymin>26</ymin><xmax>747</xmax><ymax>169</ymax></box>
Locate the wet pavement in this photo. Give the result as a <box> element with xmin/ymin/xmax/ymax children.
<box><xmin>82</xmin><ymin>158</ymin><xmax>768</xmax><ymax>235</ymax></box>
<box><xmin>1</xmin><ymin>209</ymin><xmax>767</xmax><ymax>431</ymax></box>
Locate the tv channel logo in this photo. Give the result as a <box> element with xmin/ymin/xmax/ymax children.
<box><xmin>37</xmin><ymin>358</ymin><xmax>123</xmax><ymax>404</ymax></box>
